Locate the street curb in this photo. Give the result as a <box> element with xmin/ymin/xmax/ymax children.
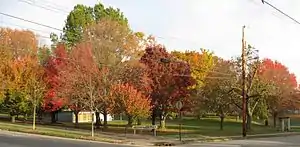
<box><xmin>152</xmin><ymin>132</ymin><xmax>300</xmax><ymax>146</ymax></box>
<box><xmin>228</xmin><ymin>132</ymin><xmax>300</xmax><ymax>140</ymax></box>
<box><xmin>152</xmin><ymin>138</ymin><xmax>231</xmax><ymax>146</ymax></box>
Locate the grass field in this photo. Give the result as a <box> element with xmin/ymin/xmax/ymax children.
<box><xmin>0</xmin><ymin>114</ymin><xmax>287</xmax><ymax>140</ymax></box>
<box><xmin>41</xmin><ymin>117</ymin><xmax>279</xmax><ymax>138</ymax></box>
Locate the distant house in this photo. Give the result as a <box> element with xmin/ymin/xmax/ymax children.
<box><xmin>56</xmin><ymin>110</ymin><xmax>113</xmax><ymax>123</ymax></box>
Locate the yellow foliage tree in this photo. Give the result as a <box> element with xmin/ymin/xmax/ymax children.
<box><xmin>171</xmin><ymin>49</ymin><xmax>215</xmax><ymax>89</ymax></box>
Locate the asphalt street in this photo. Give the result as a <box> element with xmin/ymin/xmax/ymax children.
<box><xmin>0</xmin><ymin>131</ymin><xmax>136</xmax><ymax>147</ymax></box>
<box><xmin>182</xmin><ymin>135</ymin><xmax>300</xmax><ymax>147</ymax></box>
<box><xmin>2</xmin><ymin>130</ymin><xmax>300</xmax><ymax>147</ymax></box>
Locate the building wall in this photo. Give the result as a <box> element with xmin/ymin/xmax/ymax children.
<box><xmin>73</xmin><ymin>111</ymin><xmax>96</xmax><ymax>123</ymax></box>
<box><xmin>57</xmin><ymin>111</ymin><xmax>73</xmax><ymax>122</ymax></box>
<box><xmin>55</xmin><ymin>111</ymin><xmax>113</xmax><ymax>123</ymax></box>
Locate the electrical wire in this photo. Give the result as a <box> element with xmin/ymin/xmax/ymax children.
<box><xmin>0</xmin><ymin>12</ymin><xmax>63</xmax><ymax>32</ymax></box>
<box><xmin>15</xmin><ymin>1</ymin><xmax>205</xmax><ymax>47</ymax></box>
<box><xmin>34</xmin><ymin>0</ymin><xmax>70</xmax><ymax>12</ymax></box>
<box><xmin>18</xmin><ymin>0</ymin><xmax>69</xmax><ymax>15</ymax></box>
<box><xmin>261</xmin><ymin>0</ymin><xmax>300</xmax><ymax>25</ymax></box>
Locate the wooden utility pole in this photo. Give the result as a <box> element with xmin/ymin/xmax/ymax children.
<box><xmin>241</xmin><ymin>25</ymin><xmax>247</xmax><ymax>137</ymax></box>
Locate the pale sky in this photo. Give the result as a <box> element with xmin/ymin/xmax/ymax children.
<box><xmin>0</xmin><ymin>0</ymin><xmax>300</xmax><ymax>81</ymax></box>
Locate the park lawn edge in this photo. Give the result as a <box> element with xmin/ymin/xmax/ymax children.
<box><xmin>0</xmin><ymin>122</ymin><xmax>129</xmax><ymax>144</ymax></box>
<box><xmin>1</xmin><ymin>121</ymin><xmax>300</xmax><ymax>146</ymax></box>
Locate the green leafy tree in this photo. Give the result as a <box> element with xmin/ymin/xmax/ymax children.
<box><xmin>200</xmin><ymin>58</ymin><xmax>237</xmax><ymax>130</ymax></box>
<box><xmin>62</xmin><ymin>3</ymin><xmax>128</xmax><ymax>46</ymax></box>
<box><xmin>230</xmin><ymin>45</ymin><xmax>267</xmax><ymax>130</ymax></box>
<box><xmin>3</xmin><ymin>90</ymin><xmax>29</xmax><ymax>123</ymax></box>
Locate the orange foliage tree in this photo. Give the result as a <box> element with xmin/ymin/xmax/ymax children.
<box><xmin>0</xmin><ymin>28</ymin><xmax>40</xmax><ymax>124</ymax></box>
<box><xmin>111</xmin><ymin>83</ymin><xmax>151</xmax><ymax>125</ymax></box>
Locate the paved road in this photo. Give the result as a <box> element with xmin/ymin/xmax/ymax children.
<box><xmin>0</xmin><ymin>131</ymin><xmax>136</xmax><ymax>147</ymax></box>
<box><xmin>183</xmin><ymin>135</ymin><xmax>300</xmax><ymax>147</ymax></box>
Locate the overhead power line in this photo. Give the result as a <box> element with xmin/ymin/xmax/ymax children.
<box><xmin>261</xmin><ymin>0</ymin><xmax>300</xmax><ymax>25</ymax></box>
<box><xmin>16</xmin><ymin>1</ymin><xmax>205</xmax><ymax>47</ymax></box>
<box><xmin>0</xmin><ymin>12</ymin><xmax>63</xmax><ymax>31</ymax></box>
<box><xmin>18</xmin><ymin>0</ymin><xmax>69</xmax><ymax>14</ymax></box>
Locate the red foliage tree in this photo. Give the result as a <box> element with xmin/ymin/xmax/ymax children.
<box><xmin>140</xmin><ymin>45</ymin><xmax>195</xmax><ymax>128</ymax></box>
<box><xmin>257</xmin><ymin>58</ymin><xmax>298</xmax><ymax>126</ymax></box>
<box><xmin>43</xmin><ymin>44</ymin><xmax>68</xmax><ymax>123</ymax></box>
<box><xmin>56</xmin><ymin>43</ymin><xmax>101</xmax><ymax>127</ymax></box>
<box><xmin>119</xmin><ymin>61</ymin><xmax>153</xmax><ymax>96</ymax></box>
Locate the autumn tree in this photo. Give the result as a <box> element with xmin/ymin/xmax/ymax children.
<box><xmin>171</xmin><ymin>49</ymin><xmax>214</xmax><ymax>116</ymax></box>
<box><xmin>57</xmin><ymin>43</ymin><xmax>101</xmax><ymax>134</ymax></box>
<box><xmin>0</xmin><ymin>28</ymin><xmax>38</xmax><ymax>100</ymax></box>
<box><xmin>200</xmin><ymin>58</ymin><xmax>237</xmax><ymax>130</ymax></box>
<box><xmin>172</xmin><ymin>49</ymin><xmax>214</xmax><ymax>89</ymax></box>
<box><xmin>230</xmin><ymin>45</ymin><xmax>266</xmax><ymax>130</ymax></box>
<box><xmin>117</xmin><ymin>61</ymin><xmax>152</xmax><ymax>125</ymax></box>
<box><xmin>2</xmin><ymin>56</ymin><xmax>45</xmax><ymax>125</ymax></box>
<box><xmin>82</xmin><ymin>18</ymin><xmax>141</xmax><ymax>128</ymax></box>
<box><xmin>37</xmin><ymin>46</ymin><xmax>51</xmax><ymax>66</ymax></box>
<box><xmin>20</xmin><ymin>56</ymin><xmax>46</xmax><ymax>130</ymax></box>
<box><xmin>257</xmin><ymin>58</ymin><xmax>297</xmax><ymax>127</ymax></box>
<box><xmin>119</xmin><ymin>61</ymin><xmax>152</xmax><ymax>96</ymax></box>
<box><xmin>0</xmin><ymin>28</ymin><xmax>37</xmax><ymax>58</ymax></box>
<box><xmin>111</xmin><ymin>83</ymin><xmax>151</xmax><ymax>125</ymax></box>
<box><xmin>0</xmin><ymin>28</ymin><xmax>39</xmax><ymax>122</ymax></box>
<box><xmin>43</xmin><ymin>44</ymin><xmax>68</xmax><ymax>123</ymax></box>
<box><xmin>62</xmin><ymin>3</ymin><xmax>128</xmax><ymax>46</ymax></box>
<box><xmin>3</xmin><ymin>59</ymin><xmax>30</xmax><ymax>122</ymax></box>
<box><xmin>140</xmin><ymin>45</ymin><xmax>195</xmax><ymax>129</ymax></box>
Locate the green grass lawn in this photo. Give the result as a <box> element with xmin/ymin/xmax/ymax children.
<box><xmin>0</xmin><ymin>113</ymin><xmax>281</xmax><ymax>140</ymax></box>
<box><xmin>43</xmin><ymin>117</ymin><xmax>279</xmax><ymax>139</ymax></box>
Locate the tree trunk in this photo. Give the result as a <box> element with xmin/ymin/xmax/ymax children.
<box><xmin>95</xmin><ymin>111</ymin><xmax>100</xmax><ymax>129</ymax></box>
<box><xmin>151</xmin><ymin>109</ymin><xmax>156</xmax><ymax>125</ymax></box>
<box><xmin>127</xmin><ymin>115</ymin><xmax>133</xmax><ymax>126</ymax></box>
<box><xmin>11</xmin><ymin>115</ymin><xmax>16</xmax><ymax>123</ymax></box>
<box><xmin>159</xmin><ymin>114</ymin><xmax>166</xmax><ymax>129</ymax></box>
<box><xmin>220</xmin><ymin>113</ymin><xmax>225</xmax><ymax>130</ymax></box>
<box><xmin>246</xmin><ymin>112</ymin><xmax>252</xmax><ymax>131</ymax></box>
<box><xmin>74</xmin><ymin>111</ymin><xmax>79</xmax><ymax>128</ymax></box>
<box><xmin>265</xmin><ymin>119</ymin><xmax>269</xmax><ymax>126</ymax></box>
<box><xmin>32</xmin><ymin>103</ymin><xmax>36</xmax><ymax>130</ymax></box>
<box><xmin>273</xmin><ymin>111</ymin><xmax>278</xmax><ymax>128</ymax></box>
<box><xmin>137</xmin><ymin>118</ymin><xmax>141</xmax><ymax>125</ymax></box>
<box><xmin>51</xmin><ymin>111</ymin><xmax>57</xmax><ymax>123</ymax></box>
<box><xmin>103</xmin><ymin>109</ymin><xmax>108</xmax><ymax>129</ymax></box>
<box><xmin>24</xmin><ymin>114</ymin><xmax>28</xmax><ymax>121</ymax></box>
